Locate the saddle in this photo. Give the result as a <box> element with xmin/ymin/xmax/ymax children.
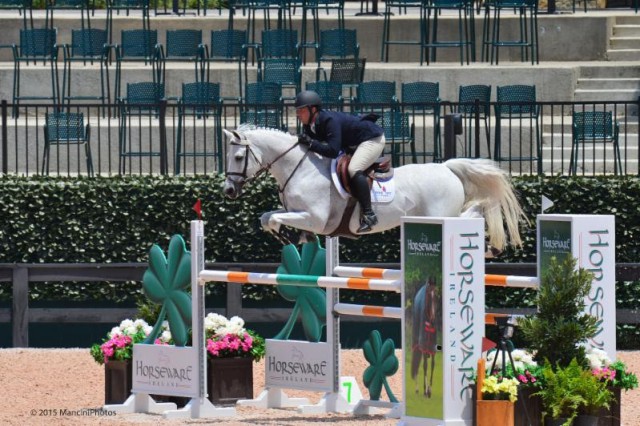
<box><xmin>329</xmin><ymin>155</ymin><xmax>394</xmax><ymax>239</ymax></box>
<box><xmin>335</xmin><ymin>154</ymin><xmax>393</xmax><ymax>195</ymax></box>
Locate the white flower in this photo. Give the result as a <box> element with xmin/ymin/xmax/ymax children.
<box><xmin>108</xmin><ymin>318</ymin><xmax>151</xmax><ymax>337</ymax></box>
<box><xmin>511</xmin><ymin>349</ymin><xmax>537</xmax><ymax>369</ymax></box>
<box><xmin>160</xmin><ymin>330</ymin><xmax>172</xmax><ymax>343</ymax></box>
<box><xmin>119</xmin><ymin>319</ymin><xmax>134</xmax><ymax>331</ymax></box>
<box><xmin>486</xmin><ymin>348</ymin><xmax>537</xmax><ymax>372</ymax></box>
<box><xmin>227</xmin><ymin>316</ymin><xmax>246</xmax><ymax>335</ymax></box>
<box><xmin>108</xmin><ymin>326</ymin><xmax>122</xmax><ymax>338</ymax></box>
<box><xmin>204</xmin><ymin>313</ymin><xmax>229</xmax><ymax>334</ymax></box>
<box><xmin>156</xmin><ymin>321</ymin><xmax>173</xmax><ymax>343</ymax></box>
<box><xmin>585</xmin><ymin>347</ymin><xmax>611</xmax><ymax>369</ymax></box>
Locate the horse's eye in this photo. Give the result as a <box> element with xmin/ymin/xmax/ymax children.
<box><xmin>234</xmin><ymin>148</ymin><xmax>246</xmax><ymax>160</ymax></box>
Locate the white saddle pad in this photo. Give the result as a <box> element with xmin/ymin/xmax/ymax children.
<box><xmin>330</xmin><ymin>157</ymin><xmax>395</xmax><ymax>203</ymax></box>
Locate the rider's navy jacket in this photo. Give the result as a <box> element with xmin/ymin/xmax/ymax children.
<box><xmin>301</xmin><ymin>110</ymin><xmax>384</xmax><ymax>158</ymax></box>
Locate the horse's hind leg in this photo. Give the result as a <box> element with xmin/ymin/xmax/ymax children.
<box><xmin>423</xmin><ymin>355</ymin><xmax>429</xmax><ymax>397</ymax></box>
<box><xmin>413</xmin><ymin>352</ymin><xmax>420</xmax><ymax>394</ymax></box>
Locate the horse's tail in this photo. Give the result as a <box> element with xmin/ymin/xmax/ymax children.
<box><xmin>443</xmin><ymin>158</ymin><xmax>527</xmax><ymax>251</ymax></box>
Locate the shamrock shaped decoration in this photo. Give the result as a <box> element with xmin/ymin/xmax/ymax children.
<box><xmin>273</xmin><ymin>238</ymin><xmax>327</xmax><ymax>342</ymax></box>
<box><xmin>362</xmin><ymin>330</ymin><xmax>399</xmax><ymax>402</ymax></box>
<box><xmin>141</xmin><ymin>235</ymin><xmax>192</xmax><ymax>346</ymax></box>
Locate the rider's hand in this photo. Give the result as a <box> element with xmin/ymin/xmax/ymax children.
<box><xmin>297</xmin><ymin>134</ymin><xmax>312</xmax><ymax>146</ymax></box>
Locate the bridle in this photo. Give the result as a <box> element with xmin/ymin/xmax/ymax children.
<box><xmin>225</xmin><ymin>133</ymin><xmax>308</xmax><ymax>198</ymax></box>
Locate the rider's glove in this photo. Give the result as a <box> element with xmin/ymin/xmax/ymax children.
<box><xmin>297</xmin><ymin>133</ymin><xmax>313</xmax><ymax>146</ymax></box>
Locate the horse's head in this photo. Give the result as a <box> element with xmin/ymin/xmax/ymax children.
<box><xmin>223</xmin><ymin>127</ymin><xmax>302</xmax><ymax>199</ymax></box>
<box><xmin>222</xmin><ymin>129</ymin><xmax>256</xmax><ymax>199</ymax></box>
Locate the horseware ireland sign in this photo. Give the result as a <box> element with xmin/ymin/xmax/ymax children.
<box><xmin>132</xmin><ymin>344</ymin><xmax>199</xmax><ymax>397</ymax></box>
<box><xmin>537</xmin><ymin>214</ymin><xmax>616</xmax><ymax>360</ymax></box>
<box><xmin>401</xmin><ymin>217</ymin><xmax>484</xmax><ymax>426</ymax></box>
<box><xmin>265</xmin><ymin>339</ymin><xmax>333</xmax><ymax>392</ymax></box>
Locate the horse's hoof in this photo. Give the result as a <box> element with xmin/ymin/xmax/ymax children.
<box><xmin>426</xmin><ymin>388</ymin><xmax>432</xmax><ymax>398</ymax></box>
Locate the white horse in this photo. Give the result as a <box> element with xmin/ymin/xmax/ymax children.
<box><xmin>222</xmin><ymin>127</ymin><xmax>526</xmax><ymax>251</ymax></box>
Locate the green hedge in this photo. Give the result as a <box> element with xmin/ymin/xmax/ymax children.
<box><xmin>0</xmin><ymin>175</ymin><xmax>638</xmax><ymax>313</ymax></box>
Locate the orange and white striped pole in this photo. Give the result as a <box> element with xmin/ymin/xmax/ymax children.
<box><xmin>484</xmin><ymin>274</ymin><xmax>539</xmax><ymax>288</ymax></box>
<box><xmin>333</xmin><ymin>302</ymin><xmax>402</xmax><ymax>319</ymax></box>
<box><xmin>198</xmin><ymin>270</ymin><xmax>401</xmax><ymax>292</ymax></box>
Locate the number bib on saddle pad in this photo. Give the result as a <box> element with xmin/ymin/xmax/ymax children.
<box><xmin>331</xmin><ymin>156</ymin><xmax>395</xmax><ymax>203</ymax></box>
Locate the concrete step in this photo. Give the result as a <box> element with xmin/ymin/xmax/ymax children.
<box><xmin>576</xmin><ymin>77</ymin><xmax>640</xmax><ymax>90</ymax></box>
<box><xmin>541</xmin><ymin>121</ymin><xmax>639</xmax><ymax>132</ymax></box>
<box><xmin>574</xmin><ymin>89</ymin><xmax>640</xmax><ymax>102</ymax></box>
<box><xmin>614</xmin><ymin>16</ymin><xmax>640</xmax><ymax>25</ymax></box>
<box><xmin>611</xmin><ymin>25</ymin><xmax>640</xmax><ymax>37</ymax></box>
<box><xmin>537</xmin><ymin>145</ymin><xmax>634</xmax><ymax>176</ymax></box>
<box><xmin>578</xmin><ymin>64</ymin><xmax>640</xmax><ymax>78</ymax></box>
<box><xmin>542</xmin><ymin>133</ymin><xmax>639</xmax><ymax>145</ymax></box>
<box><xmin>606</xmin><ymin>49</ymin><xmax>640</xmax><ymax>61</ymax></box>
<box><xmin>0</xmin><ymin>61</ymin><xmax>584</xmax><ymax>105</ymax></box>
<box><xmin>609</xmin><ymin>36</ymin><xmax>640</xmax><ymax>49</ymax></box>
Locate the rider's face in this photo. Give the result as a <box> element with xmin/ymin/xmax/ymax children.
<box><xmin>296</xmin><ymin>106</ymin><xmax>313</xmax><ymax>125</ymax></box>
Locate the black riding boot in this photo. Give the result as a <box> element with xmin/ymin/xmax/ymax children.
<box><xmin>350</xmin><ymin>171</ymin><xmax>378</xmax><ymax>233</ymax></box>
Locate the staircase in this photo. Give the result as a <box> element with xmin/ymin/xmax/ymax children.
<box><xmin>607</xmin><ymin>15</ymin><xmax>640</xmax><ymax>61</ymax></box>
<box><xmin>572</xmin><ymin>16</ymin><xmax>640</xmax><ymax>112</ymax></box>
<box><xmin>575</xmin><ymin>64</ymin><xmax>640</xmax><ymax>104</ymax></box>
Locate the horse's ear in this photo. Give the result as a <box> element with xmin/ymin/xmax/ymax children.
<box><xmin>223</xmin><ymin>129</ymin><xmax>237</xmax><ymax>141</ymax></box>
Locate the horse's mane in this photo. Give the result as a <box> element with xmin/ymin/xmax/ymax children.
<box><xmin>236</xmin><ymin>124</ymin><xmax>295</xmax><ymax>141</ymax></box>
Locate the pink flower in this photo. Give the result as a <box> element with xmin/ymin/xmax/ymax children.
<box><xmin>593</xmin><ymin>367</ymin><xmax>617</xmax><ymax>382</ymax></box>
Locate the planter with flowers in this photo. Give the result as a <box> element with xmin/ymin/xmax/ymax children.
<box><xmin>585</xmin><ymin>348</ymin><xmax>639</xmax><ymax>426</ymax></box>
<box><xmin>90</xmin><ymin>318</ymin><xmax>171</xmax><ymax>404</ymax></box>
<box><xmin>204</xmin><ymin>313</ymin><xmax>265</xmax><ymax>405</ymax></box>
<box><xmin>476</xmin><ymin>357</ymin><xmax>519</xmax><ymax>426</ymax></box>
<box><xmin>484</xmin><ymin>347</ymin><xmax>544</xmax><ymax>426</ymax></box>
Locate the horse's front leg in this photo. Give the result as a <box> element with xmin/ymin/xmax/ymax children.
<box><xmin>260</xmin><ymin>210</ymin><xmax>314</xmax><ymax>232</ymax></box>
<box><xmin>427</xmin><ymin>353</ymin><xmax>436</xmax><ymax>398</ymax></box>
<box><xmin>260</xmin><ymin>209</ymin><xmax>286</xmax><ymax>234</ymax></box>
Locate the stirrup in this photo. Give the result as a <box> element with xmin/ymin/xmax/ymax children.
<box><xmin>357</xmin><ymin>211</ymin><xmax>378</xmax><ymax>233</ymax></box>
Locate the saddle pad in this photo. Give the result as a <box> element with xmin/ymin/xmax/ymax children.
<box><xmin>331</xmin><ymin>157</ymin><xmax>395</xmax><ymax>203</ymax></box>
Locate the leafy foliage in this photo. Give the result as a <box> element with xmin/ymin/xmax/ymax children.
<box><xmin>608</xmin><ymin>360</ymin><xmax>639</xmax><ymax>391</ymax></box>
<box><xmin>517</xmin><ymin>257</ymin><xmax>599</xmax><ymax>368</ymax></box>
<box><xmin>0</xmin><ymin>174</ymin><xmax>639</xmax><ymax>351</ymax></box>
<box><xmin>535</xmin><ymin>359</ymin><xmax>586</xmax><ymax>423</ymax></box>
<box><xmin>362</xmin><ymin>330</ymin><xmax>399</xmax><ymax>402</ymax></box>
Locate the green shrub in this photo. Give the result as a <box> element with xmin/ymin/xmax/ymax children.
<box><xmin>0</xmin><ymin>174</ymin><xmax>638</xmax><ymax>320</ymax></box>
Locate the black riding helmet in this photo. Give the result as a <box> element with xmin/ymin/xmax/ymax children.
<box><xmin>295</xmin><ymin>90</ymin><xmax>322</xmax><ymax>110</ymax></box>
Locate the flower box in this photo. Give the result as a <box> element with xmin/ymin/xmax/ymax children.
<box><xmin>207</xmin><ymin>356</ymin><xmax>253</xmax><ymax>405</ymax></box>
<box><xmin>477</xmin><ymin>399</ymin><xmax>515</xmax><ymax>426</ymax></box>
<box><xmin>515</xmin><ymin>386</ymin><xmax>542</xmax><ymax>426</ymax></box>
<box><xmin>104</xmin><ymin>360</ymin><xmax>132</xmax><ymax>404</ymax></box>
<box><xmin>595</xmin><ymin>386</ymin><xmax>621</xmax><ymax>426</ymax></box>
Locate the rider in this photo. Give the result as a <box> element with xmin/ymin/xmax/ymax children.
<box><xmin>295</xmin><ymin>90</ymin><xmax>386</xmax><ymax>233</ymax></box>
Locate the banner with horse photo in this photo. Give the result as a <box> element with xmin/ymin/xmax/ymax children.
<box><xmin>401</xmin><ymin>217</ymin><xmax>484</xmax><ymax>425</ymax></box>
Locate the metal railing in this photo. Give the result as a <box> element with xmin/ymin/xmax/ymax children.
<box><xmin>1</xmin><ymin>98</ymin><xmax>638</xmax><ymax>176</ymax></box>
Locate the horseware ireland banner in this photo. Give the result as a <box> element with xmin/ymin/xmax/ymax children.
<box><xmin>401</xmin><ymin>217</ymin><xmax>484</xmax><ymax>426</ymax></box>
<box><xmin>537</xmin><ymin>214</ymin><xmax>616</xmax><ymax>360</ymax></box>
